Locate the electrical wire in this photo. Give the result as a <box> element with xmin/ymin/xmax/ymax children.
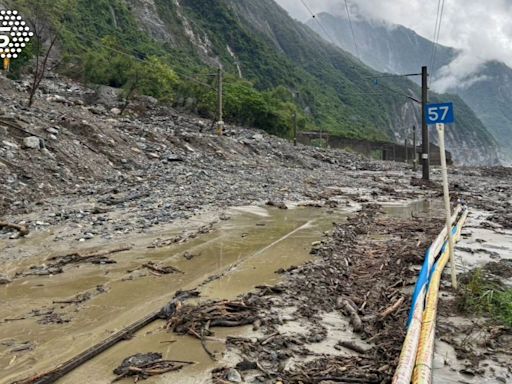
<box><xmin>299</xmin><ymin>0</ymin><xmax>337</xmax><ymax>45</ymax></box>
<box><xmin>363</xmin><ymin>73</ymin><xmax>422</xmax><ymax>80</ymax></box>
<box><xmin>343</xmin><ymin>0</ymin><xmax>360</xmax><ymax>60</ymax></box>
<box><xmin>429</xmin><ymin>0</ymin><xmax>446</xmax><ymax>80</ymax></box>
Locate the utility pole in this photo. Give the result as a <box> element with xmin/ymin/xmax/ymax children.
<box><xmin>405</xmin><ymin>136</ymin><xmax>409</xmax><ymax>163</ymax></box>
<box><xmin>216</xmin><ymin>66</ymin><xmax>224</xmax><ymax>136</ymax></box>
<box><xmin>421</xmin><ymin>66</ymin><xmax>429</xmax><ymax>180</ymax></box>
<box><xmin>413</xmin><ymin>125</ymin><xmax>417</xmax><ymax>172</ymax></box>
<box><xmin>292</xmin><ymin>111</ymin><xmax>297</xmax><ymax>146</ymax></box>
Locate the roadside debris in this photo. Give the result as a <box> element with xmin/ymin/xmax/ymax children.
<box><xmin>112</xmin><ymin>353</ymin><xmax>194</xmax><ymax>382</ymax></box>
<box><xmin>0</xmin><ymin>221</ymin><xmax>29</xmax><ymax>237</ymax></box>
<box><xmin>15</xmin><ymin>247</ymin><xmax>131</xmax><ymax>278</ymax></box>
<box><xmin>205</xmin><ymin>205</ymin><xmax>444</xmax><ymax>383</ymax></box>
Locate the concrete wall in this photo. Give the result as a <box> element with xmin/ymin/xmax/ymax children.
<box><xmin>298</xmin><ymin>132</ymin><xmax>453</xmax><ymax>165</ymax></box>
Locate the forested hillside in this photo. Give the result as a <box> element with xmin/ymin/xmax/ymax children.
<box><xmin>2</xmin><ymin>0</ymin><xmax>499</xmax><ymax>164</ymax></box>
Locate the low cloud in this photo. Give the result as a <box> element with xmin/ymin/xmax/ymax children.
<box><xmin>432</xmin><ymin>54</ymin><xmax>488</xmax><ymax>92</ymax></box>
<box><xmin>275</xmin><ymin>0</ymin><xmax>512</xmax><ymax>91</ymax></box>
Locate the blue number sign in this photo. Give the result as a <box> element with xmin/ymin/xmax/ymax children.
<box><xmin>425</xmin><ymin>102</ymin><xmax>454</xmax><ymax>125</ymax></box>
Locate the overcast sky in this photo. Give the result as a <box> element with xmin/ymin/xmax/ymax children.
<box><xmin>275</xmin><ymin>0</ymin><xmax>512</xmax><ymax>91</ymax></box>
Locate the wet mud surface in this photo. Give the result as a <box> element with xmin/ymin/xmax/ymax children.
<box><xmin>0</xmin><ymin>206</ymin><xmax>347</xmax><ymax>384</ymax></box>
<box><xmin>1</xmin><ymin>75</ymin><xmax>511</xmax><ymax>383</ymax></box>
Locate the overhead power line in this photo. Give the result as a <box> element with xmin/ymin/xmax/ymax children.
<box><xmin>429</xmin><ymin>0</ymin><xmax>446</xmax><ymax>80</ymax></box>
<box><xmin>343</xmin><ymin>0</ymin><xmax>360</xmax><ymax>60</ymax></box>
<box><xmin>299</xmin><ymin>0</ymin><xmax>337</xmax><ymax>46</ymax></box>
<box><xmin>363</xmin><ymin>73</ymin><xmax>422</xmax><ymax>80</ymax></box>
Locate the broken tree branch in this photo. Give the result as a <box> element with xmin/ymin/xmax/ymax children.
<box><xmin>0</xmin><ymin>221</ymin><xmax>29</xmax><ymax>236</ymax></box>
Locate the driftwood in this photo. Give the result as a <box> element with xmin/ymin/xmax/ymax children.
<box><xmin>47</xmin><ymin>247</ymin><xmax>131</xmax><ymax>267</ymax></box>
<box><xmin>112</xmin><ymin>353</ymin><xmax>194</xmax><ymax>382</ymax></box>
<box><xmin>142</xmin><ymin>262</ymin><xmax>183</xmax><ymax>275</ymax></box>
<box><xmin>166</xmin><ymin>300</ymin><xmax>258</xmax><ymax>351</ymax></box>
<box><xmin>0</xmin><ymin>221</ymin><xmax>29</xmax><ymax>236</ymax></box>
<box><xmin>341</xmin><ymin>299</ymin><xmax>363</xmax><ymax>332</ymax></box>
<box><xmin>379</xmin><ymin>297</ymin><xmax>405</xmax><ymax>319</ymax></box>
<box><xmin>337</xmin><ymin>341</ymin><xmax>370</xmax><ymax>354</ymax></box>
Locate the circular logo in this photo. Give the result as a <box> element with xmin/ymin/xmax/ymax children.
<box><xmin>0</xmin><ymin>10</ymin><xmax>33</xmax><ymax>59</ymax></box>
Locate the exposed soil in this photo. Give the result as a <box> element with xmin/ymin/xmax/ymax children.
<box><xmin>149</xmin><ymin>205</ymin><xmax>444</xmax><ymax>383</ymax></box>
<box><xmin>1</xmin><ymin>72</ymin><xmax>512</xmax><ymax>384</ymax></box>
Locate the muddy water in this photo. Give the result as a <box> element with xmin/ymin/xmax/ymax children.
<box><xmin>0</xmin><ymin>206</ymin><xmax>347</xmax><ymax>384</ymax></box>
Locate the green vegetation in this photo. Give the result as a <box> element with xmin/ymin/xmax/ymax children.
<box><xmin>458</xmin><ymin>269</ymin><xmax>512</xmax><ymax>327</ymax></box>
<box><xmin>4</xmin><ymin>0</ymin><xmax>497</xmax><ymax>150</ymax></box>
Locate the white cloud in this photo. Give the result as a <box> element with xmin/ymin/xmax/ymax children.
<box><xmin>275</xmin><ymin>0</ymin><xmax>512</xmax><ymax>90</ymax></box>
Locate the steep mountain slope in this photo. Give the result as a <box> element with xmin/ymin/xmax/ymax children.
<box><xmin>308</xmin><ymin>12</ymin><xmax>511</xmax><ymax>163</ymax></box>
<box><xmin>456</xmin><ymin>61</ymin><xmax>512</xmax><ymax>162</ymax></box>
<box><xmin>5</xmin><ymin>0</ymin><xmax>499</xmax><ymax>164</ymax></box>
<box><xmin>307</xmin><ymin>13</ymin><xmax>457</xmax><ymax>75</ymax></box>
<box><xmin>122</xmin><ymin>0</ymin><xmax>500</xmax><ymax>164</ymax></box>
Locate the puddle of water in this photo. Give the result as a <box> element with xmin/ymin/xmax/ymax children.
<box><xmin>381</xmin><ymin>199</ymin><xmax>444</xmax><ymax>219</ymax></box>
<box><xmin>0</xmin><ymin>206</ymin><xmax>346</xmax><ymax>384</ymax></box>
<box><xmin>1</xmin><ymin>199</ymin><xmax>459</xmax><ymax>384</ymax></box>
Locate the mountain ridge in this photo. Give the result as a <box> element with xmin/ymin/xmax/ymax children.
<box><xmin>307</xmin><ymin>12</ymin><xmax>511</xmax><ymax>164</ymax></box>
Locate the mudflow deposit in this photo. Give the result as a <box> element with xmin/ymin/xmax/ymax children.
<box><xmin>1</xmin><ymin>73</ymin><xmax>511</xmax><ymax>384</ymax></box>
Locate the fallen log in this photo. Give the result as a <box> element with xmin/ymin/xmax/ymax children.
<box><xmin>341</xmin><ymin>299</ymin><xmax>363</xmax><ymax>333</ymax></box>
<box><xmin>0</xmin><ymin>221</ymin><xmax>29</xmax><ymax>237</ymax></box>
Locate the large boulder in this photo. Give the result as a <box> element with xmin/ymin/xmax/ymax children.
<box><xmin>85</xmin><ymin>85</ymin><xmax>123</xmax><ymax>108</ymax></box>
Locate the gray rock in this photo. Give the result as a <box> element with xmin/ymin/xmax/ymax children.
<box><xmin>46</xmin><ymin>94</ymin><xmax>69</xmax><ymax>104</ymax></box>
<box><xmin>88</xmin><ymin>105</ymin><xmax>107</xmax><ymax>115</ymax></box>
<box><xmin>23</xmin><ymin>136</ymin><xmax>41</xmax><ymax>149</ymax></box>
<box><xmin>87</xmin><ymin>85</ymin><xmax>123</xmax><ymax>108</ymax></box>
<box><xmin>0</xmin><ymin>274</ymin><xmax>11</xmax><ymax>285</ymax></box>
<box><xmin>111</xmin><ymin>108</ymin><xmax>122</xmax><ymax>115</ymax></box>
<box><xmin>226</xmin><ymin>368</ymin><xmax>242</xmax><ymax>383</ymax></box>
<box><xmin>46</xmin><ymin>127</ymin><xmax>59</xmax><ymax>135</ymax></box>
<box><xmin>2</xmin><ymin>140</ymin><xmax>18</xmax><ymax>149</ymax></box>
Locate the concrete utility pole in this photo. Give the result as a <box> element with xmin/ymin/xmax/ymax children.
<box><xmin>421</xmin><ymin>66</ymin><xmax>429</xmax><ymax>180</ymax></box>
<box><xmin>216</xmin><ymin>66</ymin><xmax>224</xmax><ymax>136</ymax></box>
<box><xmin>405</xmin><ymin>136</ymin><xmax>409</xmax><ymax>163</ymax></box>
<box><xmin>413</xmin><ymin>125</ymin><xmax>417</xmax><ymax>172</ymax></box>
